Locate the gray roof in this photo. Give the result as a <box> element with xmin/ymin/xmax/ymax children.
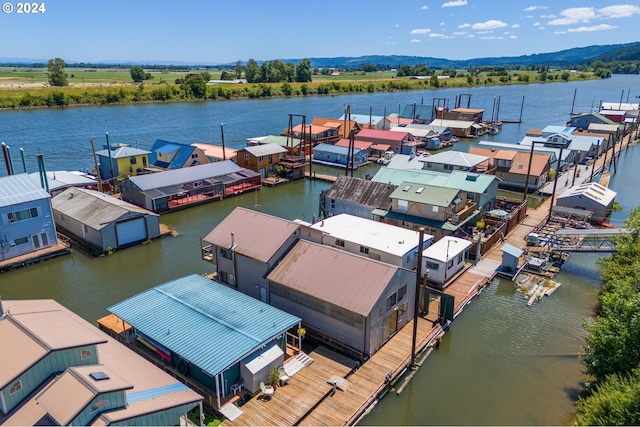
<box><xmin>52</xmin><ymin>188</ymin><xmax>157</xmax><ymax>230</ymax></box>
<box><xmin>501</xmin><ymin>243</ymin><xmax>523</xmax><ymax>258</ymax></box>
<box><xmin>323</xmin><ymin>176</ymin><xmax>396</xmax><ymax>209</ymax></box>
<box><xmin>95</xmin><ymin>146</ymin><xmax>151</xmax><ymax>158</ymax></box>
<box><xmin>267</xmin><ymin>240</ymin><xmax>400</xmax><ymax>316</ymax></box>
<box><xmin>129</xmin><ymin>161</ymin><xmax>244</xmax><ymax>191</ymax></box>
<box><xmin>28</xmin><ymin>171</ymin><xmax>97</xmax><ymax>193</ymax></box>
<box><xmin>0</xmin><ymin>173</ymin><xmax>51</xmax><ymax>208</ymax></box>
<box><xmin>419</xmin><ymin>150</ymin><xmax>488</xmax><ymax>167</ymax></box>
<box><xmin>108</xmin><ymin>274</ymin><xmax>300</xmax><ymax>377</ymax></box>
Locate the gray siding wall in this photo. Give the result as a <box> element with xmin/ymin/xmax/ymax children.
<box><xmin>54</xmin><ymin>212</ymin><xmax>106</xmax><ymax>251</ymax></box>
<box><xmin>269</xmin><ymin>283</ymin><xmax>367</xmax><ymax>355</ymax></box>
<box><xmin>0</xmin><ymin>198</ymin><xmax>58</xmax><ymax>261</ymax></box>
<box><xmin>325</xmin><ymin>200</ymin><xmax>377</xmax><ymax>220</ymax></box>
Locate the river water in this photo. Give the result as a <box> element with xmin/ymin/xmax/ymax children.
<box><xmin>1</xmin><ymin>75</ymin><xmax>639</xmax><ymax>425</ymax></box>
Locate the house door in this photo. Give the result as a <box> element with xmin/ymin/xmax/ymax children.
<box><xmin>259</xmin><ymin>168</ymin><xmax>266</xmax><ymax>178</ymax></box>
<box><xmin>382</xmin><ymin>309</ymin><xmax>398</xmax><ymax>342</ymax></box>
<box><xmin>31</xmin><ymin>232</ymin><xmax>50</xmax><ymax>250</ymax></box>
<box><xmin>259</xmin><ymin>286</ymin><xmax>268</xmax><ymax>303</ymax></box>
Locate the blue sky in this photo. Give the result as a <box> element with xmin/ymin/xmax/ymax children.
<box><xmin>1</xmin><ymin>0</ymin><xmax>639</xmax><ymax>64</ymax></box>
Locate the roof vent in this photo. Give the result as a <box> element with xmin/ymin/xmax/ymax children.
<box><xmin>90</xmin><ymin>372</ymin><xmax>110</xmax><ymax>381</ymax></box>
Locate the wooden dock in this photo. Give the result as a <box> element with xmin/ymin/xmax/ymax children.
<box><xmin>0</xmin><ymin>242</ymin><xmax>70</xmax><ymax>273</ymax></box>
<box><xmin>305</xmin><ymin>171</ymin><xmax>338</xmax><ymax>182</ymax></box>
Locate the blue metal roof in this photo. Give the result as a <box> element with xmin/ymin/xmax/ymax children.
<box><xmin>314</xmin><ymin>143</ymin><xmax>362</xmax><ymax>155</ymax></box>
<box><xmin>0</xmin><ymin>173</ymin><xmax>51</xmax><ymax>207</ymax></box>
<box><xmin>108</xmin><ymin>274</ymin><xmax>301</xmax><ymax>376</ymax></box>
<box><xmin>126</xmin><ymin>383</ymin><xmax>190</xmax><ymax>404</ymax></box>
<box><xmin>149</xmin><ymin>139</ymin><xmax>197</xmax><ymax>169</ymax></box>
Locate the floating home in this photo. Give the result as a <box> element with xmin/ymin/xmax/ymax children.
<box><xmin>119</xmin><ymin>161</ymin><xmax>261</xmax><ymax>213</ymax></box>
<box><xmin>52</xmin><ymin>187</ymin><xmax>160</xmax><ymax>253</ymax></box>
<box><xmin>107</xmin><ymin>274</ymin><xmax>301</xmax><ymax>412</ymax></box>
<box><xmin>0</xmin><ymin>299</ymin><xmax>203</xmax><ymax>426</ymax></box>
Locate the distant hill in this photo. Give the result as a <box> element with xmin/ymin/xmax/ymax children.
<box><xmin>1</xmin><ymin>42</ymin><xmax>638</xmax><ymax>69</ymax></box>
<box><xmin>298</xmin><ymin>43</ymin><xmax>639</xmax><ymax>69</ymax></box>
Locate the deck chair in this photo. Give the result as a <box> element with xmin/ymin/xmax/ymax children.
<box><xmin>260</xmin><ymin>382</ymin><xmax>274</xmax><ymax>399</ymax></box>
<box><xmin>278</xmin><ymin>367</ymin><xmax>290</xmax><ymax>386</ymax></box>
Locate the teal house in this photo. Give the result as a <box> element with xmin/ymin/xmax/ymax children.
<box><xmin>108</xmin><ymin>274</ymin><xmax>302</xmax><ymax>411</ymax></box>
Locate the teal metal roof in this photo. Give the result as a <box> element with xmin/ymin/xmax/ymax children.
<box><xmin>372</xmin><ymin>168</ymin><xmax>494</xmax><ymax>194</ymax></box>
<box><xmin>390</xmin><ymin>181</ymin><xmax>460</xmax><ymax>206</ymax></box>
<box><xmin>108</xmin><ymin>274</ymin><xmax>301</xmax><ymax>377</ymax></box>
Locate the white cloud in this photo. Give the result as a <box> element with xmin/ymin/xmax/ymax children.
<box><xmin>442</xmin><ymin>0</ymin><xmax>467</xmax><ymax>7</ymax></box>
<box><xmin>533</xmin><ymin>21</ymin><xmax>541</xmax><ymax>26</ymax></box>
<box><xmin>477</xmin><ymin>30</ymin><xmax>493</xmax><ymax>34</ymax></box>
<box><xmin>386</xmin><ymin>41</ymin><xmax>398</xmax><ymax>45</ymax></box>
<box><xmin>548</xmin><ymin>7</ymin><xmax>596</xmax><ymax>25</ymax></box>
<box><xmin>554</xmin><ymin>31</ymin><xmax>566</xmax><ymax>34</ymax></box>
<box><xmin>429</xmin><ymin>33</ymin><xmax>447</xmax><ymax>38</ymax></box>
<box><xmin>524</xmin><ymin>5</ymin><xmax>548</xmax><ymax>11</ymax></box>
<box><xmin>509</xmin><ymin>35</ymin><xmax>518</xmax><ymax>39</ymax></box>
<box><xmin>440</xmin><ymin>22</ymin><xmax>445</xmax><ymax>26</ymax></box>
<box><xmin>567</xmin><ymin>24</ymin><xmax>618</xmax><ymax>32</ymax></box>
<box><xmin>458</xmin><ymin>23</ymin><xmax>471</xmax><ymax>28</ymax></box>
<box><xmin>395</xmin><ymin>24</ymin><xmax>400</xmax><ymax>27</ymax></box>
<box><xmin>410</xmin><ymin>39</ymin><xmax>422</xmax><ymax>43</ymax></box>
<box><xmin>410</xmin><ymin>28</ymin><xmax>431</xmax><ymax>34</ymax></box>
<box><xmin>480</xmin><ymin>36</ymin><xmax>505</xmax><ymax>40</ymax></box>
<box><xmin>540</xmin><ymin>14</ymin><xmax>556</xmax><ymax>18</ymax></box>
<box><xmin>453</xmin><ymin>31</ymin><xmax>467</xmax><ymax>35</ymax></box>
<box><xmin>421</xmin><ymin>5</ymin><xmax>428</xmax><ymax>10</ymax></box>
<box><xmin>466</xmin><ymin>34</ymin><xmax>475</xmax><ymax>38</ymax></box>
<box><xmin>538</xmin><ymin>26</ymin><xmax>546</xmax><ymax>30</ymax></box>
<box><xmin>471</xmin><ymin>20</ymin><xmax>509</xmax><ymax>30</ymax></box>
<box><xmin>598</xmin><ymin>4</ymin><xmax>640</xmax><ymax>18</ymax></box>
<box><xmin>511</xmin><ymin>24</ymin><xmax>520</xmax><ymax>28</ymax></box>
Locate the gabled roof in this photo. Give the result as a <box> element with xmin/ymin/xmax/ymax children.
<box><xmin>313</xmin><ymin>143</ymin><xmax>362</xmax><ymax>155</ymax></box>
<box><xmin>389</xmin><ymin>126</ymin><xmax>435</xmax><ymax>138</ymax></box>
<box><xmin>191</xmin><ymin>143</ymin><xmax>238</xmax><ymax>160</ymax></box>
<box><xmin>390</xmin><ymin>182</ymin><xmax>460</xmax><ymax>207</ymax></box>
<box><xmin>95</xmin><ymin>146</ymin><xmax>151</xmax><ymax>159</ymax></box>
<box><xmin>203</xmin><ymin>207</ymin><xmax>300</xmax><ymax>263</ymax></box>
<box><xmin>386</xmin><ymin>153</ymin><xmax>425</xmax><ymax>170</ymax></box>
<box><xmin>572</xmin><ymin>112</ymin><xmax>617</xmax><ymax>125</ymax></box>
<box><xmin>468</xmin><ymin>146</ymin><xmax>550</xmax><ymax>176</ymax></box>
<box><xmin>429</xmin><ymin>119</ymin><xmax>475</xmax><ymax>129</ymax></box>
<box><xmin>108</xmin><ymin>274</ymin><xmax>301</xmax><ymax>377</ymax></box>
<box><xmin>28</xmin><ymin>171</ymin><xmax>97</xmax><ymax>193</ymax></box>
<box><xmin>403</xmin><ymin>124</ymin><xmax>452</xmax><ymax>134</ymax></box>
<box><xmin>501</xmin><ymin>243</ymin><xmax>524</xmax><ymax>258</ymax></box>
<box><xmin>310</xmin><ymin>213</ymin><xmax>429</xmax><ymax>256</ymax></box>
<box><xmin>267</xmin><ymin>240</ymin><xmax>400</xmax><ymax>316</ymax></box>
<box><xmin>557</xmin><ymin>181</ymin><xmax>617</xmax><ymax>206</ymax></box>
<box><xmin>128</xmin><ymin>161</ymin><xmax>244</xmax><ymax>191</ymax></box>
<box><xmin>0</xmin><ymin>173</ymin><xmax>51</xmax><ymax>207</ymax></box>
<box><xmin>587</xmin><ymin>123</ymin><xmax>619</xmax><ymax>133</ymax></box>
<box><xmin>323</xmin><ymin>176</ymin><xmax>395</xmax><ymax>209</ymax></box>
<box><xmin>243</xmin><ymin>143</ymin><xmax>288</xmax><ymax>157</ymax></box>
<box><xmin>149</xmin><ymin>139</ymin><xmax>205</xmax><ymax>169</ymax></box>
<box><xmin>290</xmin><ymin>123</ymin><xmax>332</xmax><ymax>135</ymax></box>
<box><xmin>334</xmin><ymin>138</ymin><xmax>373</xmax><ymax>150</ymax></box>
<box><xmin>420</xmin><ymin>150</ymin><xmax>488</xmax><ymax>167</ymax></box>
<box><xmin>600</xmin><ymin>102</ymin><xmax>639</xmax><ymax>111</ymax></box>
<box><xmin>541</xmin><ymin>125</ymin><xmax>576</xmax><ymax>136</ymax></box>
<box><xmin>373</xmin><ymin>167</ymin><xmax>495</xmax><ymax>194</ymax></box>
<box><xmin>355</xmin><ymin>128</ymin><xmax>409</xmax><ymax>141</ymax></box>
<box><xmin>338</xmin><ymin>113</ymin><xmax>385</xmax><ymax>125</ymax></box>
<box><xmin>52</xmin><ymin>188</ymin><xmax>156</xmax><ymax>230</ymax></box>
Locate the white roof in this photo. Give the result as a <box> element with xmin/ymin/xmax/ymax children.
<box><xmin>244</xmin><ymin>143</ymin><xmax>288</xmax><ymax>157</ymax></box>
<box><xmin>601</xmin><ymin>102</ymin><xmax>639</xmax><ymax>111</ymax></box>
<box><xmin>422</xmin><ymin>236</ymin><xmax>472</xmax><ymax>263</ymax></box>
<box><xmin>310</xmin><ymin>213</ymin><xmax>432</xmax><ymax>256</ymax></box>
<box><xmin>429</xmin><ymin>119</ymin><xmax>475</xmax><ymax>129</ymax></box>
<box><xmin>390</xmin><ymin>126</ymin><xmax>434</xmax><ymax>138</ymax></box>
<box><xmin>242</xmin><ymin>342</ymin><xmax>283</xmax><ymax>374</ymax></box>
<box><xmin>419</xmin><ymin>150</ymin><xmax>488</xmax><ymax>167</ymax></box>
<box><xmin>557</xmin><ymin>181</ymin><xmax>617</xmax><ymax>206</ymax></box>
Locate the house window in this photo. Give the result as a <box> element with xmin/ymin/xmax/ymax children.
<box><xmin>7</xmin><ymin>207</ymin><xmax>38</xmax><ymax>223</ymax></box>
<box><xmin>397</xmin><ymin>199</ymin><xmax>408</xmax><ymax>212</ymax></box>
<box><xmin>369</xmin><ymin>252</ymin><xmax>381</xmax><ymax>261</ymax></box>
<box><xmin>9</xmin><ymin>380</ymin><xmax>22</xmax><ymax>395</ymax></box>
<box><xmin>130</xmin><ymin>156</ymin><xmax>137</xmax><ymax>164</ymax></box>
<box><xmin>90</xmin><ymin>399</ymin><xmax>109</xmax><ymax>414</ymax></box>
<box><xmin>458</xmin><ymin>252</ymin><xmax>463</xmax><ymax>263</ymax></box>
<box><xmin>430</xmin><ymin>205</ymin><xmax>438</xmax><ymax>213</ymax></box>
<box><xmin>14</xmin><ymin>236</ymin><xmax>28</xmax><ymax>245</ymax></box>
<box><xmin>269</xmin><ymin>155</ymin><xmax>274</xmax><ymax>164</ymax></box>
<box><xmin>258</xmin><ymin>156</ymin><xmax>264</xmax><ymax>162</ymax></box>
<box><xmin>447</xmin><ymin>259</ymin><xmax>454</xmax><ymax>268</ymax></box>
<box><xmin>386</xmin><ymin>292</ymin><xmax>397</xmax><ymax>310</ymax></box>
<box><xmin>335</xmin><ymin>239</ymin><xmax>345</xmax><ymax>247</ymax></box>
<box><xmin>398</xmin><ymin>302</ymin><xmax>409</xmax><ymax>316</ymax></box>
<box><xmin>219</xmin><ymin>271</ymin><xmax>235</xmax><ymax>286</ymax></box>
<box><xmin>191</xmin><ymin>153</ymin><xmax>198</xmax><ymax>159</ymax></box>
<box><xmin>81</xmin><ymin>349</ymin><xmax>93</xmax><ymax>360</ymax></box>
<box><xmin>244</xmin><ymin>154</ymin><xmax>249</xmax><ymax>161</ymax></box>
<box><xmin>426</xmin><ymin>162</ymin><xmax>432</xmax><ymax>168</ymax></box>
<box><xmin>397</xmin><ymin>284</ymin><xmax>407</xmax><ymax>301</ymax></box>
<box><xmin>192</xmin><ymin>181</ymin><xmax>202</xmax><ymax>188</ymax></box>
<box><xmin>426</xmin><ymin>261</ymin><xmax>439</xmax><ymax>271</ymax></box>
<box><xmin>406</xmin><ymin>254</ymin><xmax>411</xmax><ymax>264</ymax></box>
<box><xmin>360</xmin><ymin>246</ymin><xmax>369</xmax><ymax>255</ymax></box>
<box><xmin>330</xmin><ymin>199</ymin><xmax>335</xmax><ymax>209</ymax></box>
<box><xmin>219</xmin><ymin>247</ymin><xmax>233</xmax><ymax>260</ymax></box>
<box><xmin>444</xmin><ymin>164</ymin><xmax>454</xmax><ymax>171</ymax></box>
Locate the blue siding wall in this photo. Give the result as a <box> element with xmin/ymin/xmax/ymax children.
<box><xmin>0</xmin><ymin>198</ymin><xmax>58</xmax><ymax>260</ymax></box>
<box><xmin>75</xmin><ymin>390</ymin><xmax>127</xmax><ymax>426</ymax></box>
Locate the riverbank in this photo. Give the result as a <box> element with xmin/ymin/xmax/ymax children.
<box><xmin>0</xmin><ymin>71</ymin><xmax>599</xmax><ymax>110</ymax></box>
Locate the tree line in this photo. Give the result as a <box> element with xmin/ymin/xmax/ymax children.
<box><xmin>574</xmin><ymin>206</ymin><xmax>640</xmax><ymax>425</ymax></box>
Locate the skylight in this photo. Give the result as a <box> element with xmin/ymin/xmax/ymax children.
<box><xmin>403</xmin><ymin>185</ymin><xmax>412</xmax><ymax>192</ymax></box>
<box><xmin>416</xmin><ymin>187</ymin><xmax>425</xmax><ymax>194</ymax></box>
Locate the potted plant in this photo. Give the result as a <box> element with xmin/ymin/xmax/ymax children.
<box><xmin>267</xmin><ymin>366</ymin><xmax>280</xmax><ymax>388</ymax></box>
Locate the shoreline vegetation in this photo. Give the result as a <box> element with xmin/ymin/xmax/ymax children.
<box><xmin>0</xmin><ymin>68</ymin><xmax>600</xmax><ymax>111</ymax></box>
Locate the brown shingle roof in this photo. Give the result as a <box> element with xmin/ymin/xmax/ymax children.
<box><xmin>203</xmin><ymin>207</ymin><xmax>300</xmax><ymax>263</ymax></box>
<box><xmin>509</xmin><ymin>151</ymin><xmax>551</xmax><ymax>176</ymax></box>
<box><xmin>267</xmin><ymin>240</ymin><xmax>399</xmax><ymax>316</ymax></box>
